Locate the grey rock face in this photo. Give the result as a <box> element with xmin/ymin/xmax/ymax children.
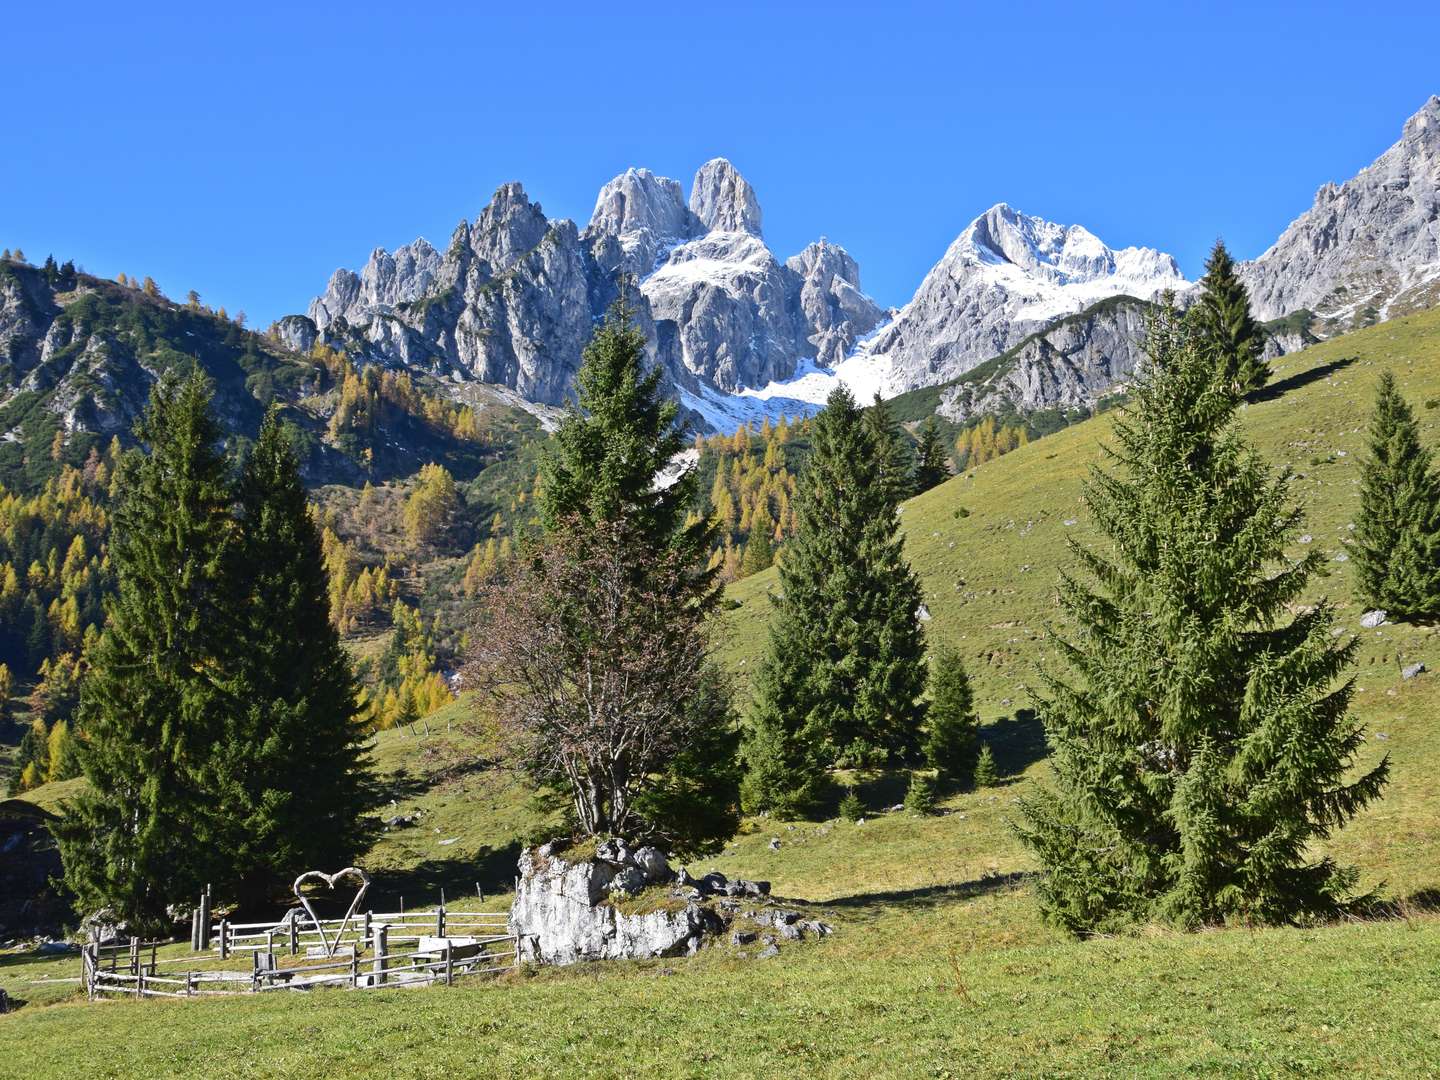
<box><xmin>293</xmin><ymin>161</ymin><xmax>887</xmax><ymax>424</ymax></box>
<box><xmin>937</xmin><ymin>298</ymin><xmax>1154</xmax><ymax>423</ymax></box>
<box><xmin>584</xmin><ymin>168</ymin><xmax>702</xmax><ymax>278</ymax></box>
<box><xmin>860</xmin><ymin>203</ymin><xmax>1186</xmax><ymax>394</ymax></box>
<box><xmin>296</xmin><ymin>183</ymin><xmax>638</xmax><ymax>405</ymax></box>
<box><xmin>786</xmin><ymin>239</ymin><xmax>886</xmax><ymax>367</ymax></box>
<box><xmin>307</xmin><ymin>238</ymin><xmax>440</xmax><ymax>328</ymax></box>
<box><xmin>689</xmin><ymin>158</ymin><xmax>763</xmax><ymax>235</ymax></box>
<box><xmin>510</xmin><ymin>846</ymin><xmax>721</xmax><ymax>965</ymax></box>
<box><xmin>1241</xmin><ymin>96</ymin><xmax>1440</xmax><ymax>328</ymax></box>
<box><xmin>640</xmin><ymin>229</ymin><xmax>808</xmax><ymax>390</ymax></box>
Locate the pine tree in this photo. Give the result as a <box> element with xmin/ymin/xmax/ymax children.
<box><xmin>972</xmin><ymin>744</ymin><xmax>998</xmax><ymax>788</ymax></box>
<box><xmin>741</xmin><ymin>529</ymin><xmax>774</xmax><ymax>576</ymax></box>
<box><xmin>865</xmin><ymin>393</ymin><xmax>914</xmax><ymax>504</ymax></box>
<box><xmin>912</xmin><ymin>415</ymin><xmax>950</xmax><ymax>493</ymax></box>
<box><xmin>1196</xmin><ymin>239</ymin><xmax>1266</xmax><ymax>396</ymax></box>
<box><xmin>742</xmin><ymin>386</ymin><xmax>928</xmax><ymax>814</ymax></box>
<box><xmin>904</xmin><ymin>770</ymin><xmax>937</xmax><ymax>815</ymax></box>
<box><xmin>54</xmin><ymin>370</ymin><xmax>237</xmax><ymax>929</ymax></box>
<box><xmin>1016</xmin><ymin>309</ymin><xmax>1388</xmax><ymax>934</ymax></box>
<box><xmin>1354</xmin><ymin>371</ymin><xmax>1440</xmax><ymax>616</ymax></box>
<box><xmin>541</xmin><ymin>299</ymin><xmax>699</xmax><ymax>546</ymax></box>
<box><xmin>924</xmin><ymin>642</ymin><xmax>978</xmax><ymax>783</ymax></box>
<box><xmin>208</xmin><ymin>406</ymin><xmax>374</xmax><ymax>909</ymax></box>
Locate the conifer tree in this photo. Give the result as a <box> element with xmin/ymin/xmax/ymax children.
<box><xmin>1016</xmin><ymin>310</ymin><xmax>1388</xmax><ymax>933</ymax></box>
<box><xmin>912</xmin><ymin>415</ymin><xmax>950</xmax><ymax>493</ymax></box>
<box><xmin>741</xmin><ymin>529</ymin><xmax>774</xmax><ymax>576</ymax></box>
<box><xmin>541</xmin><ymin>299</ymin><xmax>699</xmax><ymax>546</ymax></box>
<box><xmin>972</xmin><ymin>744</ymin><xmax>998</xmax><ymax>789</ymax></box>
<box><xmin>209</xmin><ymin>407</ymin><xmax>374</xmax><ymax>908</ymax></box>
<box><xmin>476</xmin><ymin>300</ymin><xmax>738</xmax><ymax>854</ymax></box>
<box><xmin>54</xmin><ymin>371</ymin><xmax>237</xmax><ymax>929</ymax></box>
<box><xmin>1354</xmin><ymin>371</ymin><xmax>1440</xmax><ymax>616</ymax></box>
<box><xmin>924</xmin><ymin>642</ymin><xmax>978</xmax><ymax>782</ymax></box>
<box><xmin>865</xmin><ymin>393</ymin><xmax>914</xmax><ymax>504</ymax></box>
<box><xmin>1196</xmin><ymin>239</ymin><xmax>1266</xmax><ymax>396</ymax></box>
<box><xmin>742</xmin><ymin>386</ymin><xmax>927</xmax><ymax>814</ymax></box>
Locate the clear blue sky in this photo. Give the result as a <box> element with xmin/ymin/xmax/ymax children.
<box><xmin>5</xmin><ymin>1</ymin><xmax>1437</xmax><ymax>327</ymax></box>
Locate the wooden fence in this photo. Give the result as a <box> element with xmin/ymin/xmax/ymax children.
<box><xmin>82</xmin><ymin>907</ymin><xmax>516</xmax><ymax>1001</ymax></box>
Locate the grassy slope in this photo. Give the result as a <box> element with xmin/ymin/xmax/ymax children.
<box><xmin>6</xmin><ymin>312</ymin><xmax>1440</xmax><ymax>1076</ymax></box>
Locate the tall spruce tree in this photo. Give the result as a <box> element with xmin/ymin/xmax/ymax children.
<box><xmin>865</xmin><ymin>392</ymin><xmax>914</xmax><ymax>504</ymax></box>
<box><xmin>55</xmin><ymin>371</ymin><xmax>237</xmax><ymax>929</ymax></box>
<box><xmin>1354</xmin><ymin>371</ymin><xmax>1440</xmax><ymax>616</ymax></box>
<box><xmin>1016</xmin><ymin>309</ymin><xmax>1388</xmax><ymax>933</ymax></box>
<box><xmin>912</xmin><ymin>415</ymin><xmax>950</xmax><ymax>493</ymax></box>
<box><xmin>207</xmin><ymin>407</ymin><xmax>374</xmax><ymax>909</ymax></box>
<box><xmin>1196</xmin><ymin>239</ymin><xmax>1267</xmax><ymax>396</ymax></box>
<box><xmin>541</xmin><ymin>299</ymin><xmax>699</xmax><ymax>546</ymax></box>
<box><xmin>741</xmin><ymin>386</ymin><xmax>928</xmax><ymax>814</ymax></box>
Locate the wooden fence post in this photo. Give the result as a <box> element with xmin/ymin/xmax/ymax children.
<box><xmin>373</xmin><ymin>925</ymin><xmax>388</xmax><ymax>987</ymax></box>
<box><xmin>219</xmin><ymin>918</ymin><xmax>229</xmax><ymax>960</ymax></box>
<box><xmin>289</xmin><ymin>916</ymin><xmax>298</xmax><ymax>956</ymax></box>
<box><xmin>363</xmin><ymin>910</ymin><xmax>372</xmax><ymax>948</ymax></box>
<box><xmin>198</xmin><ymin>885</ymin><xmax>211</xmax><ymax>952</ymax></box>
<box><xmin>187</xmin><ymin>971</ymin><xmax>195</xmax><ymax>997</ymax></box>
<box><xmin>436</xmin><ymin>904</ymin><xmax>446</xmax><ymax>939</ymax></box>
<box><xmin>444</xmin><ymin>943</ymin><xmax>453</xmax><ymax>986</ymax></box>
<box><xmin>350</xmin><ymin>943</ymin><xmax>359</xmax><ymax>989</ymax></box>
<box><xmin>129</xmin><ymin>936</ymin><xmax>139</xmax><ymax>976</ymax></box>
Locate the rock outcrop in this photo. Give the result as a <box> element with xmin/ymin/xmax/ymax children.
<box><xmin>857</xmin><ymin>203</ymin><xmax>1186</xmax><ymax>395</ymax></box>
<box><xmin>509</xmin><ymin>839</ymin><xmax>830</xmax><ymax>966</ymax></box>
<box><xmin>937</xmin><ymin>296</ymin><xmax>1155</xmax><ymax>422</ymax></box>
<box><xmin>293</xmin><ymin>159</ymin><xmax>883</xmax><ymax>424</ymax></box>
<box><xmin>1241</xmin><ymin>96</ymin><xmax>1440</xmax><ymax>329</ymax></box>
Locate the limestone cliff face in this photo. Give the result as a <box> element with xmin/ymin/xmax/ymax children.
<box><xmin>1240</xmin><ymin>96</ymin><xmax>1440</xmax><ymax>329</ymax></box>
<box><xmin>294</xmin><ymin>160</ymin><xmax>883</xmax><ymax>418</ymax></box>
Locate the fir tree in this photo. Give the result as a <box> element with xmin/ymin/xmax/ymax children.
<box><xmin>741</xmin><ymin>529</ymin><xmax>774</xmax><ymax>576</ymax></box>
<box><xmin>1196</xmin><ymin>239</ymin><xmax>1266</xmax><ymax>396</ymax></box>
<box><xmin>541</xmin><ymin>298</ymin><xmax>699</xmax><ymax>546</ymax></box>
<box><xmin>54</xmin><ymin>371</ymin><xmax>237</xmax><ymax>929</ymax></box>
<box><xmin>924</xmin><ymin>643</ymin><xmax>978</xmax><ymax>783</ymax></box>
<box><xmin>904</xmin><ymin>770</ymin><xmax>937</xmax><ymax>815</ymax></box>
<box><xmin>972</xmin><ymin>744</ymin><xmax>998</xmax><ymax>788</ymax></box>
<box><xmin>742</xmin><ymin>386</ymin><xmax>928</xmax><ymax>814</ymax></box>
<box><xmin>865</xmin><ymin>393</ymin><xmax>914</xmax><ymax>504</ymax></box>
<box><xmin>1016</xmin><ymin>310</ymin><xmax>1388</xmax><ymax>934</ymax></box>
<box><xmin>209</xmin><ymin>407</ymin><xmax>375</xmax><ymax>909</ymax></box>
<box><xmin>1354</xmin><ymin>371</ymin><xmax>1440</xmax><ymax>616</ymax></box>
<box><xmin>912</xmin><ymin>415</ymin><xmax>950</xmax><ymax>493</ymax></box>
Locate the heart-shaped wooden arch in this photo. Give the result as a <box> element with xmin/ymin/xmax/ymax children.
<box><xmin>292</xmin><ymin>867</ymin><xmax>371</xmax><ymax>956</ymax></box>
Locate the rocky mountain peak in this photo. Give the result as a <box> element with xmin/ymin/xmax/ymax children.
<box><xmin>1241</xmin><ymin>95</ymin><xmax>1440</xmax><ymax>324</ymax></box>
<box><xmin>1402</xmin><ymin>94</ymin><xmax>1440</xmax><ymax>143</ymax></box>
<box><xmin>786</xmin><ymin>237</ymin><xmax>863</xmax><ymax>289</ymax></box>
<box><xmin>585</xmin><ymin>168</ymin><xmax>702</xmax><ymax>277</ymax></box>
<box><xmin>689</xmin><ymin>158</ymin><xmax>763</xmax><ymax>236</ymax></box>
<box><xmin>471</xmin><ymin>182</ymin><xmax>551</xmax><ymax>271</ymax></box>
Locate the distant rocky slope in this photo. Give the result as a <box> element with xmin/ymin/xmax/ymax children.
<box><xmin>857</xmin><ymin>203</ymin><xmax>1187</xmax><ymax>396</ymax></box>
<box><xmin>0</xmin><ymin>259</ymin><xmax>531</xmax><ymax>493</ymax></box>
<box><xmin>284</xmin><ymin>97</ymin><xmax>1440</xmax><ymax>433</ymax></box>
<box><xmin>283</xmin><ymin>159</ymin><xmax>885</xmax><ymax>425</ymax></box>
<box><xmin>1241</xmin><ymin>95</ymin><xmax>1440</xmax><ymax>331</ymax></box>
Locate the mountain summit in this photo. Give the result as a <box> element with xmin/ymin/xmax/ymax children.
<box><xmin>1241</xmin><ymin>95</ymin><xmax>1440</xmax><ymax>327</ymax></box>
<box><xmin>852</xmin><ymin>203</ymin><xmax>1186</xmax><ymax>395</ymax></box>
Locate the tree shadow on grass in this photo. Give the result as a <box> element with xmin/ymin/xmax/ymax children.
<box><xmin>1248</xmin><ymin>355</ymin><xmax>1357</xmax><ymax>405</ymax></box>
<box><xmin>366</xmin><ymin>841</ymin><xmax>524</xmax><ymax>911</ymax></box>
<box><xmin>822</xmin><ymin>871</ymin><xmax>1031</xmax><ymax>912</ymax></box>
<box><xmin>982</xmin><ymin>709</ymin><xmax>1048</xmax><ymax>782</ymax></box>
